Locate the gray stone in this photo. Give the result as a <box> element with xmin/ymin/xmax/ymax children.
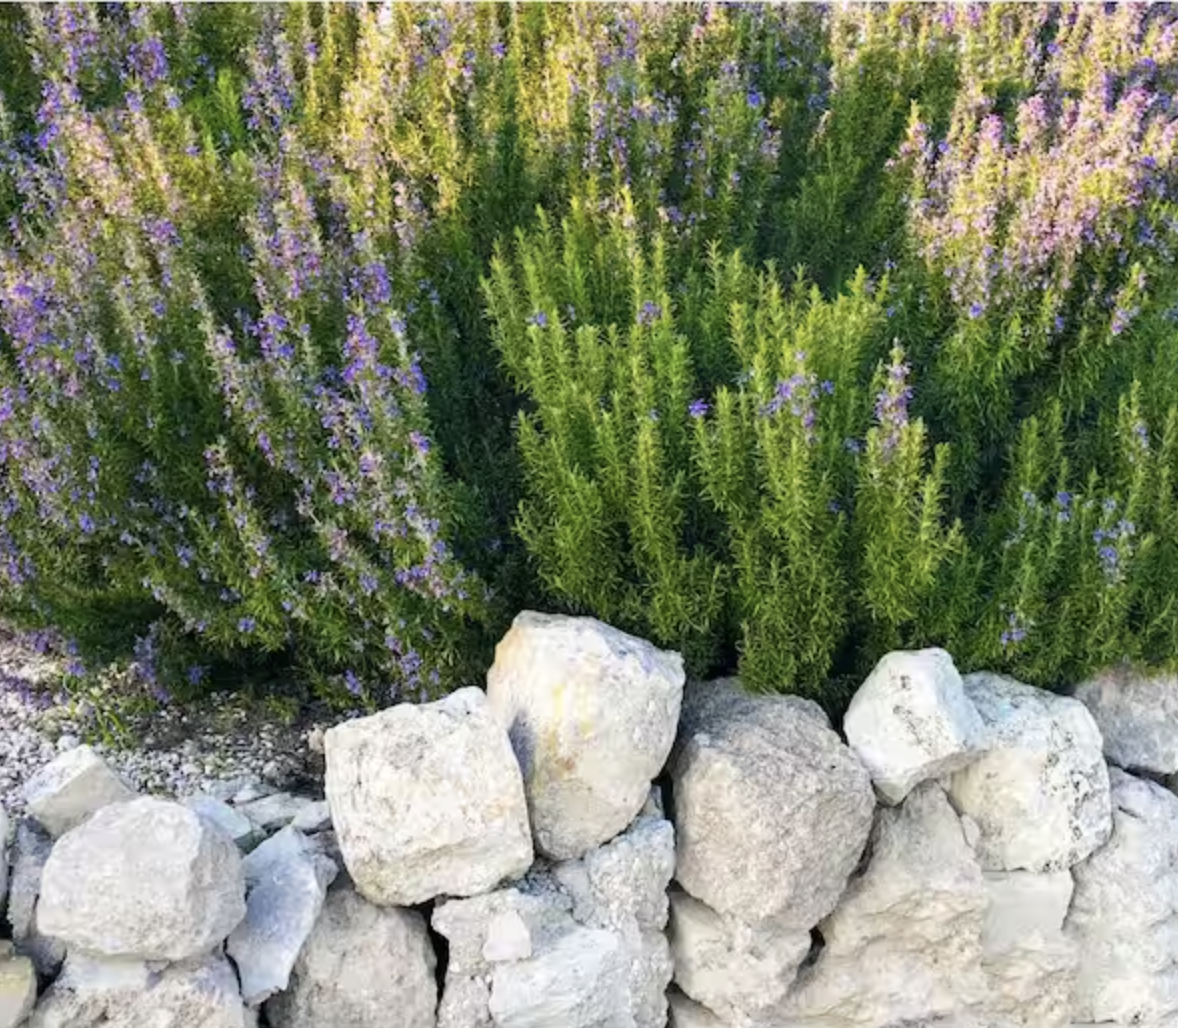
<box><xmin>236</xmin><ymin>793</ymin><xmax>318</xmax><ymax>834</ymax></box>
<box><xmin>0</xmin><ymin>948</ymin><xmax>36</xmax><ymax>1028</ymax></box>
<box><xmin>290</xmin><ymin>800</ymin><xmax>331</xmax><ymax>833</ymax></box>
<box><xmin>184</xmin><ymin>795</ymin><xmax>261</xmax><ymax>849</ymax></box>
<box><xmin>1075</xmin><ymin>665</ymin><xmax>1178</xmax><ymax>774</ymax></box>
<box><xmin>844</xmin><ymin>648</ymin><xmax>987</xmax><ymax>804</ymax></box>
<box><xmin>266</xmin><ymin>878</ymin><xmax>436</xmax><ymax>1028</ymax></box>
<box><xmin>325</xmin><ymin>687</ymin><xmax>532</xmax><ymax>906</ymax></box>
<box><xmin>227</xmin><ymin>827</ymin><xmax>338</xmax><ymax>1006</ymax></box>
<box><xmin>21</xmin><ymin>745</ymin><xmax>135</xmax><ymax>838</ymax></box>
<box><xmin>948</xmin><ymin>673</ymin><xmax>1111</xmax><ymax>872</ymax></box>
<box><xmin>670</xmin><ymin>678</ymin><xmax>875</xmax><ymax>928</ymax></box>
<box><xmin>5</xmin><ymin>820</ymin><xmax>64</xmax><ymax>979</ymax></box>
<box><xmin>667</xmin><ymin>990</ymin><xmax>725</xmax><ymax>1028</ymax></box>
<box><xmin>0</xmin><ymin>807</ymin><xmax>7</xmax><ymax>913</ymax></box>
<box><xmin>27</xmin><ymin>950</ymin><xmax>253</xmax><ymax>1028</ymax></box>
<box><xmin>38</xmin><ymin>797</ymin><xmax>246</xmax><ymax>962</ymax></box>
<box><xmin>487</xmin><ymin>611</ymin><xmax>685</xmax><ymax>859</ymax></box>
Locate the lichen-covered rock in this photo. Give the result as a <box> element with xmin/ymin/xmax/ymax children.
<box><xmin>844</xmin><ymin>648</ymin><xmax>987</xmax><ymax>804</ymax></box>
<box><xmin>38</xmin><ymin>797</ymin><xmax>246</xmax><ymax>962</ymax></box>
<box><xmin>1075</xmin><ymin>665</ymin><xmax>1178</xmax><ymax>775</ymax></box>
<box><xmin>227</xmin><ymin>827</ymin><xmax>338</xmax><ymax>1006</ymax></box>
<box><xmin>0</xmin><ymin>943</ymin><xmax>36</xmax><ymax>1028</ymax></box>
<box><xmin>1066</xmin><ymin>769</ymin><xmax>1178</xmax><ymax>1026</ymax></box>
<box><xmin>948</xmin><ymin>673</ymin><xmax>1111</xmax><ymax>872</ymax></box>
<box><xmin>21</xmin><ymin>745</ymin><xmax>135</xmax><ymax>838</ymax></box>
<box><xmin>5</xmin><ymin>819</ymin><xmax>64</xmax><ymax>979</ymax></box>
<box><xmin>325</xmin><ymin>687</ymin><xmax>532</xmax><ymax>906</ymax></box>
<box><xmin>670</xmin><ymin>678</ymin><xmax>875</xmax><ymax>928</ymax></box>
<box><xmin>487</xmin><ymin>611</ymin><xmax>685</xmax><ymax>860</ymax></box>
<box><xmin>780</xmin><ymin>784</ymin><xmax>987</xmax><ymax>1027</ymax></box>
<box><xmin>266</xmin><ymin>878</ymin><xmax>436</xmax><ymax>1028</ymax></box>
<box><xmin>668</xmin><ymin>889</ymin><xmax>810</xmax><ymax>1024</ymax></box>
<box><xmin>27</xmin><ymin>951</ymin><xmax>254</xmax><ymax>1028</ymax></box>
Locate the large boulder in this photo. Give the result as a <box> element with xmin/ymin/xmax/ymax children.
<box><xmin>38</xmin><ymin>796</ymin><xmax>246</xmax><ymax>962</ymax></box>
<box><xmin>947</xmin><ymin>673</ymin><xmax>1111</xmax><ymax>872</ymax></box>
<box><xmin>670</xmin><ymin>678</ymin><xmax>875</xmax><ymax>928</ymax></box>
<box><xmin>27</xmin><ymin>950</ymin><xmax>254</xmax><ymax>1028</ymax></box>
<box><xmin>0</xmin><ymin>942</ymin><xmax>36</xmax><ymax>1028</ymax></box>
<box><xmin>21</xmin><ymin>746</ymin><xmax>135</xmax><ymax>838</ymax></box>
<box><xmin>1066</xmin><ymin>769</ymin><xmax>1178</xmax><ymax>1026</ymax></box>
<box><xmin>324</xmin><ymin>687</ymin><xmax>532</xmax><ymax>906</ymax></box>
<box><xmin>1075</xmin><ymin>665</ymin><xmax>1178</xmax><ymax>775</ymax></box>
<box><xmin>843</xmin><ymin>648</ymin><xmax>987</xmax><ymax>804</ymax></box>
<box><xmin>780</xmin><ymin>783</ymin><xmax>987</xmax><ymax>1027</ymax></box>
<box><xmin>5</xmin><ymin>820</ymin><xmax>64</xmax><ymax>979</ymax></box>
<box><xmin>227</xmin><ymin>827</ymin><xmax>338</xmax><ymax>1006</ymax></box>
<box><xmin>266</xmin><ymin>878</ymin><xmax>436</xmax><ymax>1028</ymax></box>
<box><xmin>487</xmin><ymin>611</ymin><xmax>685</xmax><ymax>860</ymax></box>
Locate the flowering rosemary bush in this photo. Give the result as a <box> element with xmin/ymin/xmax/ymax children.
<box><xmin>1</xmin><ymin>3</ymin><xmax>1176</xmax><ymax>705</ymax></box>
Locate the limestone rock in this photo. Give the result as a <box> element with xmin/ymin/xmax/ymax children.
<box><xmin>487</xmin><ymin>611</ymin><xmax>685</xmax><ymax>860</ymax></box>
<box><xmin>781</xmin><ymin>783</ymin><xmax>987</xmax><ymax>1027</ymax></box>
<box><xmin>948</xmin><ymin>673</ymin><xmax>1111</xmax><ymax>872</ymax></box>
<box><xmin>668</xmin><ymin>889</ymin><xmax>810</xmax><ymax>1024</ymax></box>
<box><xmin>5</xmin><ymin>820</ymin><xmax>65</xmax><ymax>979</ymax></box>
<box><xmin>184</xmin><ymin>795</ymin><xmax>261</xmax><ymax>849</ymax></box>
<box><xmin>844</xmin><ymin>648</ymin><xmax>987</xmax><ymax>804</ymax></box>
<box><xmin>38</xmin><ymin>797</ymin><xmax>246</xmax><ymax>962</ymax></box>
<box><xmin>1066</xmin><ymin>769</ymin><xmax>1178</xmax><ymax>1026</ymax></box>
<box><xmin>236</xmin><ymin>793</ymin><xmax>318</xmax><ymax>834</ymax></box>
<box><xmin>667</xmin><ymin>990</ymin><xmax>725</xmax><ymax>1028</ymax></box>
<box><xmin>21</xmin><ymin>745</ymin><xmax>135</xmax><ymax>838</ymax></box>
<box><xmin>0</xmin><ymin>945</ymin><xmax>36</xmax><ymax>1028</ymax></box>
<box><xmin>227</xmin><ymin>827</ymin><xmax>338</xmax><ymax>1006</ymax></box>
<box><xmin>27</xmin><ymin>950</ymin><xmax>253</xmax><ymax>1028</ymax></box>
<box><xmin>1075</xmin><ymin>665</ymin><xmax>1178</xmax><ymax>774</ymax></box>
<box><xmin>290</xmin><ymin>800</ymin><xmax>331</xmax><ymax>833</ymax></box>
<box><xmin>266</xmin><ymin>878</ymin><xmax>436</xmax><ymax>1028</ymax></box>
<box><xmin>325</xmin><ymin>687</ymin><xmax>532</xmax><ymax>906</ymax></box>
<box><xmin>670</xmin><ymin>678</ymin><xmax>875</xmax><ymax>928</ymax></box>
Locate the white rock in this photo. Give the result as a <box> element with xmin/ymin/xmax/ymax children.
<box><xmin>38</xmin><ymin>796</ymin><xmax>246</xmax><ymax>962</ymax></box>
<box><xmin>781</xmin><ymin>783</ymin><xmax>987</xmax><ymax>1027</ymax></box>
<box><xmin>266</xmin><ymin>878</ymin><xmax>436</xmax><ymax>1028</ymax></box>
<box><xmin>0</xmin><ymin>946</ymin><xmax>36</xmax><ymax>1028</ymax></box>
<box><xmin>483</xmin><ymin>910</ymin><xmax>533</xmax><ymax>962</ymax></box>
<box><xmin>668</xmin><ymin>889</ymin><xmax>810</xmax><ymax>1023</ymax></box>
<box><xmin>667</xmin><ymin>990</ymin><xmax>725</xmax><ymax>1028</ymax></box>
<box><xmin>1066</xmin><ymin>769</ymin><xmax>1178</xmax><ymax>1026</ymax></box>
<box><xmin>487</xmin><ymin>611</ymin><xmax>685</xmax><ymax>860</ymax></box>
<box><xmin>948</xmin><ymin>672</ymin><xmax>1111</xmax><ymax>872</ymax></box>
<box><xmin>670</xmin><ymin>678</ymin><xmax>875</xmax><ymax>928</ymax></box>
<box><xmin>844</xmin><ymin>648</ymin><xmax>987</xmax><ymax>804</ymax></box>
<box><xmin>236</xmin><ymin>793</ymin><xmax>317</xmax><ymax>834</ymax></box>
<box><xmin>184</xmin><ymin>795</ymin><xmax>260</xmax><ymax>849</ymax></box>
<box><xmin>325</xmin><ymin>687</ymin><xmax>532</xmax><ymax>906</ymax></box>
<box><xmin>21</xmin><ymin>745</ymin><xmax>135</xmax><ymax>838</ymax></box>
<box><xmin>1075</xmin><ymin>665</ymin><xmax>1178</xmax><ymax>774</ymax></box>
<box><xmin>5</xmin><ymin>819</ymin><xmax>65</xmax><ymax>979</ymax></box>
<box><xmin>290</xmin><ymin>800</ymin><xmax>331</xmax><ymax>833</ymax></box>
<box><xmin>27</xmin><ymin>950</ymin><xmax>253</xmax><ymax>1028</ymax></box>
<box><xmin>227</xmin><ymin>827</ymin><xmax>338</xmax><ymax>1006</ymax></box>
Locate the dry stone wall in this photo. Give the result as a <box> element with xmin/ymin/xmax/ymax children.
<box><xmin>2</xmin><ymin>613</ymin><xmax>1178</xmax><ymax>1028</ymax></box>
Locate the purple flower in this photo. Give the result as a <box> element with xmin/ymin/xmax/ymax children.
<box><xmin>344</xmin><ymin>669</ymin><xmax>362</xmax><ymax>696</ymax></box>
<box><xmin>688</xmin><ymin>398</ymin><xmax>710</xmax><ymax>418</ymax></box>
<box><xmin>238</xmin><ymin>617</ymin><xmax>256</xmax><ymax>634</ymax></box>
<box><xmin>637</xmin><ymin>300</ymin><xmax>662</xmax><ymax>327</ymax></box>
<box><xmin>408</xmin><ymin>430</ymin><xmax>431</xmax><ymax>455</ymax></box>
<box><xmin>527</xmin><ymin>311</ymin><xmax>549</xmax><ymax>329</ymax></box>
<box><xmin>747</xmin><ymin>89</ymin><xmax>763</xmax><ymax>109</ymax></box>
<box><xmin>186</xmin><ymin>665</ymin><xmax>206</xmax><ymax>685</ymax></box>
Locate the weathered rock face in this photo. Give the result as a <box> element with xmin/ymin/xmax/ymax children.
<box><xmin>487</xmin><ymin>611</ymin><xmax>685</xmax><ymax>860</ymax></box>
<box><xmin>266</xmin><ymin>878</ymin><xmax>436</xmax><ymax>1028</ymax></box>
<box><xmin>1066</xmin><ymin>769</ymin><xmax>1178</xmax><ymax>1027</ymax></box>
<box><xmin>948</xmin><ymin>673</ymin><xmax>1111</xmax><ymax>872</ymax></box>
<box><xmin>780</xmin><ymin>783</ymin><xmax>987</xmax><ymax>1028</ymax></box>
<box><xmin>1075</xmin><ymin>665</ymin><xmax>1178</xmax><ymax>775</ymax></box>
<box><xmin>227</xmin><ymin>827</ymin><xmax>338</xmax><ymax>1006</ymax></box>
<box><xmin>38</xmin><ymin>797</ymin><xmax>246</xmax><ymax>962</ymax></box>
<box><xmin>324</xmin><ymin>686</ymin><xmax>533</xmax><ymax>906</ymax></box>
<box><xmin>21</xmin><ymin>746</ymin><xmax>135</xmax><ymax>839</ymax></box>
<box><xmin>670</xmin><ymin>678</ymin><xmax>875</xmax><ymax>928</ymax></box>
<box><xmin>5</xmin><ymin>819</ymin><xmax>65</xmax><ymax>980</ymax></box>
<box><xmin>0</xmin><ymin>942</ymin><xmax>36</xmax><ymax>1028</ymax></box>
<box><xmin>843</xmin><ymin>648</ymin><xmax>987</xmax><ymax>804</ymax></box>
<box><xmin>183</xmin><ymin>795</ymin><xmax>262</xmax><ymax>850</ymax></box>
<box><xmin>27</xmin><ymin>951</ymin><xmax>254</xmax><ymax>1028</ymax></box>
<box><xmin>666</xmin><ymin>989</ymin><xmax>724</xmax><ymax>1028</ymax></box>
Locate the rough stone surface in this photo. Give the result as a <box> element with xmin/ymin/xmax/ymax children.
<box><xmin>948</xmin><ymin>673</ymin><xmax>1111</xmax><ymax>872</ymax></box>
<box><xmin>487</xmin><ymin>611</ymin><xmax>685</xmax><ymax>860</ymax></box>
<box><xmin>668</xmin><ymin>889</ymin><xmax>810</xmax><ymax>1024</ymax></box>
<box><xmin>21</xmin><ymin>745</ymin><xmax>135</xmax><ymax>838</ymax></box>
<box><xmin>325</xmin><ymin>686</ymin><xmax>532</xmax><ymax>906</ymax></box>
<box><xmin>844</xmin><ymin>648</ymin><xmax>987</xmax><ymax>804</ymax></box>
<box><xmin>27</xmin><ymin>950</ymin><xmax>254</xmax><ymax>1028</ymax></box>
<box><xmin>227</xmin><ymin>827</ymin><xmax>338</xmax><ymax>1006</ymax></box>
<box><xmin>667</xmin><ymin>990</ymin><xmax>724</xmax><ymax>1028</ymax></box>
<box><xmin>1066</xmin><ymin>768</ymin><xmax>1178</xmax><ymax>1027</ymax></box>
<box><xmin>265</xmin><ymin>878</ymin><xmax>436</xmax><ymax>1028</ymax></box>
<box><xmin>5</xmin><ymin>819</ymin><xmax>64</xmax><ymax>979</ymax></box>
<box><xmin>236</xmin><ymin>792</ymin><xmax>318</xmax><ymax>834</ymax></box>
<box><xmin>0</xmin><ymin>946</ymin><xmax>36</xmax><ymax>1028</ymax></box>
<box><xmin>184</xmin><ymin>794</ymin><xmax>261</xmax><ymax>849</ymax></box>
<box><xmin>38</xmin><ymin>796</ymin><xmax>246</xmax><ymax>962</ymax></box>
<box><xmin>290</xmin><ymin>799</ymin><xmax>331</xmax><ymax>833</ymax></box>
<box><xmin>670</xmin><ymin>678</ymin><xmax>875</xmax><ymax>928</ymax></box>
<box><xmin>0</xmin><ymin>807</ymin><xmax>7</xmax><ymax>912</ymax></box>
<box><xmin>780</xmin><ymin>783</ymin><xmax>987</xmax><ymax>1027</ymax></box>
<box><xmin>978</xmin><ymin>870</ymin><xmax>1076</xmax><ymax>1028</ymax></box>
<box><xmin>1075</xmin><ymin>665</ymin><xmax>1178</xmax><ymax>775</ymax></box>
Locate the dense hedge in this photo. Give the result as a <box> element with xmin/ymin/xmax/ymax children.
<box><xmin>1</xmin><ymin>4</ymin><xmax>1176</xmax><ymax>706</ymax></box>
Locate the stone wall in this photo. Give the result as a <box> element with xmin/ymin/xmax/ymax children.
<box><xmin>2</xmin><ymin>609</ymin><xmax>1177</xmax><ymax>1028</ymax></box>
